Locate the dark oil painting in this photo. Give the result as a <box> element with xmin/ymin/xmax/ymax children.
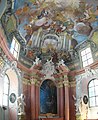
<box><xmin>40</xmin><ymin>79</ymin><xmax>57</xmax><ymax>114</ymax></box>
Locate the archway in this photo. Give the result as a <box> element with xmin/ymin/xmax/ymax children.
<box><xmin>0</xmin><ymin>61</ymin><xmax>22</xmax><ymax>120</ymax></box>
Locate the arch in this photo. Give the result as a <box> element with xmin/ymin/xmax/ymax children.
<box><xmin>40</xmin><ymin>79</ymin><xmax>57</xmax><ymax>88</ymax></box>
<box><xmin>88</xmin><ymin>78</ymin><xmax>98</xmax><ymax>107</ymax></box>
<box><xmin>2</xmin><ymin>74</ymin><xmax>10</xmax><ymax>106</ymax></box>
<box><xmin>0</xmin><ymin>61</ymin><xmax>22</xmax><ymax>120</ymax></box>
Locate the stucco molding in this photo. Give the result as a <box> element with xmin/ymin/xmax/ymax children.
<box><xmin>63</xmin><ymin>80</ymin><xmax>69</xmax><ymax>87</ymax></box>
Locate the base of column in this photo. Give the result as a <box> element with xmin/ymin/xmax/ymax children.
<box><xmin>76</xmin><ymin>113</ymin><xmax>82</xmax><ymax>120</ymax></box>
<box><xmin>18</xmin><ymin>113</ymin><xmax>26</xmax><ymax>120</ymax></box>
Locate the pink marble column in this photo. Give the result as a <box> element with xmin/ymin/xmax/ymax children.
<box><xmin>35</xmin><ymin>85</ymin><xmax>40</xmax><ymax>120</ymax></box>
<box><xmin>64</xmin><ymin>80</ymin><xmax>69</xmax><ymax>120</ymax></box>
<box><xmin>31</xmin><ymin>84</ymin><xmax>36</xmax><ymax>120</ymax></box>
<box><xmin>59</xmin><ymin>86</ymin><xmax>64</xmax><ymax>117</ymax></box>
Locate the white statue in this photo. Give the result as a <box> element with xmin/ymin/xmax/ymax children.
<box><xmin>17</xmin><ymin>94</ymin><xmax>26</xmax><ymax>114</ymax></box>
<box><xmin>57</xmin><ymin>59</ymin><xmax>69</xmax><ymax>71</ymax></box>
<box><xmin>33</xmin><ymin>57</ymin><xmax>41</xmax><ymax>66</ymax></box>
<box><xmin>57</xmin><ymin>59</ymin><xmax>65</xmax><ymax>66</ymax></box>
<box><xmin>73</xmin><ymin>95</ymin><xmax>82</xmax><ymax>113</ymax></box>
<box><xmin>41</xmin><ymin>59</ymin><xmax>55</xmax><ymax>77</ymax></box>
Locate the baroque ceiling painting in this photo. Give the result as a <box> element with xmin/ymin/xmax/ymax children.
<box><xmin>1</xmin><ymin>0</ymin><xmax>98</xmax><ymax>67</ymax></box>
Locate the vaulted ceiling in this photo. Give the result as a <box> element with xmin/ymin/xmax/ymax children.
<box><xmin>1</xmin><ymin>0</ymin><xmax>98</xmax><ymax>66</ymax></box>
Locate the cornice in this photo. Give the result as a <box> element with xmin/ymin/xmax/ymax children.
<box><xmin>69</xmin><ymin>60</ymin><xmax>98</xmax><ymax>77</ymax></box>
<box><xmin>1</xmin><ymin>28</ymin><xmax>98</xmax><ymax>77</ymax></box>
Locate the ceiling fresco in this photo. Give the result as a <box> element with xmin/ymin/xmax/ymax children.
<box><xmin>13</xmin><ymin>0</ymin><xmax>98</xmax><ymax>43</ymax></box>
<box><xmin>1</xmin><ymin>0</ymin><xmax>98</xmax><ymax>67</ymax></box>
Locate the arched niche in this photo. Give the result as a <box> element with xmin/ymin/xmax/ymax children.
<box><xmin>40</xmin><ymin>79</ymin><xmax>57</xmax><ymax>115</ymax></box>
<box><xmin>0</xmin><ymin>61</ymin><xmax>22</xmax><ymax>120</ymax></box>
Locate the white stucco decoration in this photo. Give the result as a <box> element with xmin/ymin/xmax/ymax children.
<box><xmin>41</xmin><ymin>59</ymin><xmax>56</xmax><ymax>78</ymax></box>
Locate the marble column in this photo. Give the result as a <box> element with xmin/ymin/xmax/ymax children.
<box><xmin>63</xmin><ymin>78</ymin><xmax>69</xmax><ymax>120</ymax></box>
<box><xmin>31</xmin><ymin>82</ymin><xmax>36</xmax><ymax>120</ymax></box>
<box><xmin>35</xmin><ymin>83</ymin><xmax>40</xmax><ymax>120</ymax></box>
<box><xmin>69</xmin><ymin>81</ymin><xmax>76</xmax><ymax>120</ymax></box>
<box><xmin>59</xmin><ymin>84</ymin><xmax>64</xmax><ymax>117</ymax></box>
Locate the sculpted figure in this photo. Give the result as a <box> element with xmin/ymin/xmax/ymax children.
<box><xmin>17</xmin><ymin>94</ymin><xmax>26</xmax><ymax>114</ymax></box>
<box><xmin>73</xmin><ymin>95</ymin><xmax>82</xmax><ymax>113</ymax></box>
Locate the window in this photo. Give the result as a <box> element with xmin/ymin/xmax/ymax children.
<box><xmin>10</xmin><ymin>36</ymin><xmax>20</xmax><ymax>60</ymax></box>
<box><xmin>88</xmin><ymin>79</ymin><xmax>98</xmax><ymax>107</ymax></box>
<box><xmin>3</xmin><ymin>75</ymin><xmax>10</xmax><ymax>107</ymax></box>
<box><xmin>81</xmin><ymin>47</ymin><xmax>93</xmax><ymax>67</ymax></box>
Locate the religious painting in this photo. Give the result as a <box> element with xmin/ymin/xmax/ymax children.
<box><xmin>40</xmin><ymin>79</ymin><xmax>57</xmax><ymax>114</ymax></box>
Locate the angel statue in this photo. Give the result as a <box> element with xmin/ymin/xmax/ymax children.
<box><xmin>17</xmin><ymin>94</ymin><xmax>26</xmax><ymax>114</ymax></box>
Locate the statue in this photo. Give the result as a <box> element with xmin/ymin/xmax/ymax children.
<box><xmin>33</xmin><ymin>56</ymin><xmax>41</xmax><ymax>66</ymax></box>
<box><xmin>41</xmin><ymin>59</ymin><xmax>55</xmax><ymax>77</ymax></box>
<box><xmin>57</xmin><ymin>59</ymin><xmax>65</xmax><ymax>66</ymax></box>
<box><xmin>57</xmin><ymin>59</ymin><xmax>69</xmax><ymax>71</ymax></box>
<box><xmin>73</xmin><ymin>95</ymin><xmax>82</xmax><ymax>113</ymax></box>
<box><xmin>17</xmin><ymin>94</ymin><xmax>26</xmax><ymax>114</ymax></box>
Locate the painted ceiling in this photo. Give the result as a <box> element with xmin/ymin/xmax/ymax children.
<box><xmin>13</xmin><ymin>0</ymin><xmax>98</xmax><ymax>43</ymax></box>
<box><xmin>1</xmin><ymin>0</ymin><xmax>98</xmax><ymax>67</ymax></box>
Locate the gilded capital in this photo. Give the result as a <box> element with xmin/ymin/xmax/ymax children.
<box><xmin>63</xmin><ymin>80</ymin><xmax>69</xmax><ymax>87</ymax></box>
<box><xmin>31</xmin><ymin>78</ymin><xmax>40</xmax><ymax>86</ymax></box>
<box><xmin>69</xmin><ymin>81</ymin><xmax>76</xmax><ymax>87</ymax></box>
<box><xmin>22</xmin><ymin>78</ymin><xmax>31</xmax><ymax>85</ymax></box>
<box><xmin>57</xmin><ymin>82</ymin><xmax>64</xmax><ymax>88</ymax></box>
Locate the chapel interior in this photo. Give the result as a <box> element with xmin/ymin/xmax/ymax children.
<box><xmin>0</xmin><ymin>0</ymin><xmax>98</xmax><ymax>120</ymax></box>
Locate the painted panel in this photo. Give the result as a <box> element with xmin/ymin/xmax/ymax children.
<box><xmin>40</xmin><ymin>80</ymin><xmax>57</xmax><ymax>114</ymax></box>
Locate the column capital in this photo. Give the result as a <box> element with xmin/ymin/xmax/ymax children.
<box><xmin>69</xmin><ymin>81</ymin><xmax>76</xmax><ymax>87</ymax></box>
<box><xmin>64</xmin><ymin>74</ymin><xmax>68</xmax><ymax>80</ymax></box>
<box><xmin>63</xmin><ymin>80</ymin><xmax>69</xmax><ymax>87</ymax></box>
<box><xmin>22</xmin><ymin>78</ymin><xmax>31</xmax><ymax>85</ymax></box>
<box><xmin>57</xmin><ymin>81</ymin><xmax>64</xmax><ymax>88</ymax></box>
<box><xmin>31</xmin><ymin>78</ymin><xmax>40</xmax><ymax>86</ymax></box>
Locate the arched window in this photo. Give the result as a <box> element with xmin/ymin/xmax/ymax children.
<box><xmin>2</xmin><ymin>75</ymin><xmax>10</xmax><ymax>107</ymax></box>
<box><xmin>88</xmin><ymin>78</ymin><xmax>98</xmax><ymax>107</ymax></box>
